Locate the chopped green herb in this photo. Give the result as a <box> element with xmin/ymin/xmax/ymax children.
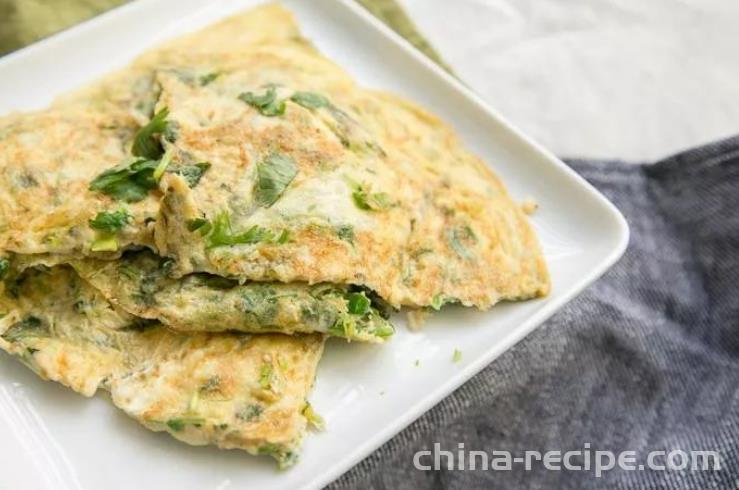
<box><xmin>336</xmin><ymin>224</ymin><xmax>355</xmax><ymax>244</ymax></box>
<box><xmin>171</xmin><ymin>162</ymin><xmax>211</xmax><ymax>187</ymax></box>
<box><xmin>238</xmin><ymin>87</ymin><xmax>286</xmax><ymax>116</ymax></box>
<box><xmin>277</xmin><ymin>355</ymin><xmax>289</xmax><ymax>371</ymax></box>
<box><xmin>254</xmin><ymin>152</ymin><xmax>298</xmax><ymax>207</ymax></box>
<box><xmin>430</xmin><ymin>294</ymin><xmax>445</xmax><ymax>311</ymax></box>
<box><xmin>205</xmin><ymin>212</ymin><xmax>275</xmax><ymax>248</ymax></box>
<box><xmin>276</xmin><ymin>229</ymin><xmax>291</xmax><ymax>244</ymax></box>
<box><xmin>415</xmin><ymin>359</ymin><xmax>421</xmax><ymax>367</ymax></box>
<box><xmin>302</xmin><ymin>402</ymin><xmax>325</xmax><ymax>431</ymax></box>
<box><xmin>166</xmin><ymin>417</ymin><xmax>205</xmax><ymax>432</ymax></box>
<box><xmin>241</xmin><ymin>285</ymin><xmax>279</xmax><ymax>325</ymax></box>
<box><xmin>290</xmin><ymin>91</ymin><xmax>329</xmax><ymax>109</ymax></box>
<box><xmin>257</xmin><ymin>443</ymin><xmax>297</xmax><ymax>468</ymax></box>
<box><xmin>236</xmin><ymin>404</ymin><xmax>263</xmax><ymax>422</ymax></box>
<box><xmin>132</xmin><ymin>107</ymin><xmax>169</xmax><ymax>159</ymax></box>
<box><xmin>0</xmin><ymin>258</ymin><xmax>9</xmax><ymax>281</ymax></box>
<box><xmin>152</xmin><ymin>148</ymin><xmax>173</xmax><ymax>181</ymax></box>
<box><xmin>199</xmin><ymin>72</ymin><xmax>219</xmax><ymax>86</ymax></box>
<box><xmin>352</xmin><ymin>186</ymin><xmax>391</xmax><ymax>211</ymax></box>
<box><xmin>430</xmin><ymin>294</ymin><xmax>459</xmax><ymax>311</ymax></box>
<box><xmin>89</xmin><ymin>209</ymin><xmax>131</xmax><ymax>233</ymax></box>
<box><xmin>346</xmin><ymin>291</ymin><xmax>371</xmax><ymax>316</ymax></box>
<box><xmin>447</xmin><ymin>225</ymin><xmax>477</xmax><ymax>260</ymax></box>
<box><xmin>196</xmin><ymin>213</ymin><xmax>288</xmax><ymax>248</ymax></box>
<box><xmin>89</xmin><ymin>158</ymin><xmax>159</xmax><ymax>202</ymax></box>
<box><xmin>259</xmin><ymin>363</ymin><xmax>274</xmax><ymax>390</ymax></box>
<box><xmin>90</xmin><ymin>237</ymin><xmax>118</xmax><ymax>252</ymax></box>
<box><xmin>452</xmin><ymin>349</ymin><xmax>462</xmax><ymax>363</ymax></box>
<box><xmin>186</xmin><ymin>218</ymin><xmax>209</xmax><ymax>232</ymax></box>
<box><xmin>371</xmin><ymin>322</ymin><xmax>395</xmax><ymax>338</ymax></box>
<box><xmin>329</xmin><ymin>316</ymin><xmax>357</xmax><ymax>339</ymax></box>
<box><xmin>1</xmin><ymin>316</ymin><xmax>48</xmax><ymax>343</ymax></box>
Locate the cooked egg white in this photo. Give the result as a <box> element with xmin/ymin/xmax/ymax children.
<box><xmin>0</xmin><ymin>264</ymin><xmax>324</xmax><ymax>467</ymax></box>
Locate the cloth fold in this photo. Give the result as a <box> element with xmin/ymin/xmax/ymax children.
<box><xmin>330</xmin><ymin>137</ymin><xmax>739</xmax><ymax>489</ymax></box>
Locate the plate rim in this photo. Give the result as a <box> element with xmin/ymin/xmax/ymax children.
<box><xmin>305</xmin><ymin>3</ymin><xmax>629</xmax><ymax>485</ymax></box>
<box><xmin>0</xmin><ymin>1</ymin><xmax>629</xmax><ymax>488</ymax></box>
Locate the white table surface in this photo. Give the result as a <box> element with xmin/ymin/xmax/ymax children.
<box><xmin>399</xmin><ymin>0</ymin><xmax>739</xmax><ymax>161</ymax></box>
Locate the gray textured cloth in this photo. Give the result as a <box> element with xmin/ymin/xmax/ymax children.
<box><xmin>330</xmin><ymin>137</ymin><xmax>739</xmax><ymax>489</ymax></box>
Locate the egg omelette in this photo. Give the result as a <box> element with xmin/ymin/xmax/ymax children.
<box><xmin>0</xmin><ymin>263</ymin><xmax>324</xmax><ymax>468</ymax></box>
<box><xmin>0</xmin><ymin>1</ymin><xmax>552</xmax><ymax>470</ymax></box>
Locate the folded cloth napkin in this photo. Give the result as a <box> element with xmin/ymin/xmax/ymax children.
<box><xmin>331</xmin><ymin>138</ymin><xmax>739</xmax><ymax>489</ymax></box>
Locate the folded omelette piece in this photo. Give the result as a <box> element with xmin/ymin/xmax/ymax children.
<box><xmin>70</xmin><ymin>249</ymin><xmax>393</xmax><ymax>342</ymax></box>
<box><xmin>7</xmin><ymin>250</ymin><xmax>393</xmax><ymax>342</ymax></box>
<box><xmin>0</xmin><ymin>101</ymin><xmax>394</xmax><ymax>341</ymax></box>
<box><xmin>57</xmin><ymin>4</ymin><xmax>353</xmax><ymax>119</ymax></box>
<box><xmin>144</xmin><ymin>13</ymin><xmax>550</xmax><ymax>309</ymax></box>
<box><xmin>0</xmin><ymin>105</ymin><xmax>161</xmax><ymax>256</ymax></box>
<box><xmin>0</xmin><ymin>265</ymin><xmax>325</xmax><ymax>467</ymax></box>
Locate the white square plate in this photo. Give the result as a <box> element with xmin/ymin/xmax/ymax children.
<box><xmin>0</xmin><ymin>1</ymin><xmax>628</xmax><ymax>488</ymax></box>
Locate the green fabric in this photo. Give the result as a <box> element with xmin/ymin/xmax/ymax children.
<box><xmin>0</xmin><ymin>0</ymin><xmax>127</xmax><ymax>55</ymax></box>
<box><xmin>0</xmin><ymin>0</ymin><xmax>448</xmax><ymax>70</ymax></box>
<box><xmin>354</xmin><ymin>0</ymin><xmax>449</xmax><ymax>69</ymax></box>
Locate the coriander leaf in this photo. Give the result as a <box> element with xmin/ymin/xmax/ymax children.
<box><xmin>236</xmin><ymin>225</ymin><xmax>275</xmax><ymax>244</ymax></box>
<box><xmin>254</xmin><ymin>152</ymin><xmax>298</xmax><ymax>207</ymax></box>
<box><xmin>261</xmin><ymin>99</ymin><xmax>286</xmax><ymax>117</ymax></box>
<box><xmin>132</xmin><ymin>107</ymin><xmax>169</xmax><ymax>159</ymax></box>
<box><xmin>290</xmin><ymin>91</ymin><xmax>329</xmax><ymax>109</ymax></box>
<box><xmin>199</xmin><ymin>72</ymin><xmax>219</xmax><ymax>86</ymax></box>
<box><xmin>336</xmin><ymin>224</ymin><xmax>355</xmax><ymax>244</ymax></box>
<box><xmin>186</xmin><ymin>218</ymin><xmax>209</xmax><ymax>232</ymax></box>
<box><xmin>239</xmin><ymin>87</ymin><xmax>275</xmax><ymax>107</ymax></box>
<box><xmin>89</xmin><ymin>158</ymin><xmax>159</xmax><ymax>202</ymax></box>
<box><xmin>238</xmin><ymin>87</ymin><xmax>286</xmax><ymax>117</ymax></box>
<box><xmin>166</xmin><ymin>417</ymin><xmax>205</xmax><ymax>432</ymax></box>
<box><xmin>352</xmin><ymin>187</ymin><xmax>391</xmax><ymax>211</ymax></box>
<box><xmin>89</xmin><ymin>209</ymin><xmax>131</xmax><ymax>233</ymax></box>
<box><xmin>204</xmin><ymin>212</ymin><xmax>275</xmax><ymax>248</ymax></box>
<box><xmin>346</xmin><ymin>292</ymin><xmax>371</xmax><ymax>316</ymax></box>
<box><xmin>171</xmin><ymin>162</ymin><xmax>211</xmax><ymax>187</ymax></box>
<box><xmin>205</xmin><ymin>212</ymin><xmax>233</xmax><ymax>248</ymax></box>
<box><xmin>276</xmin><ymin>229</ymin><xmax>291</xmax><ymax>244</ymax></box>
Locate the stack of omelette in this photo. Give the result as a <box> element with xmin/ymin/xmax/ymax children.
<box><xmin>0</xmin><ymin>4</ymin><xmax>549</xmax><ymax>467</ymax></box>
